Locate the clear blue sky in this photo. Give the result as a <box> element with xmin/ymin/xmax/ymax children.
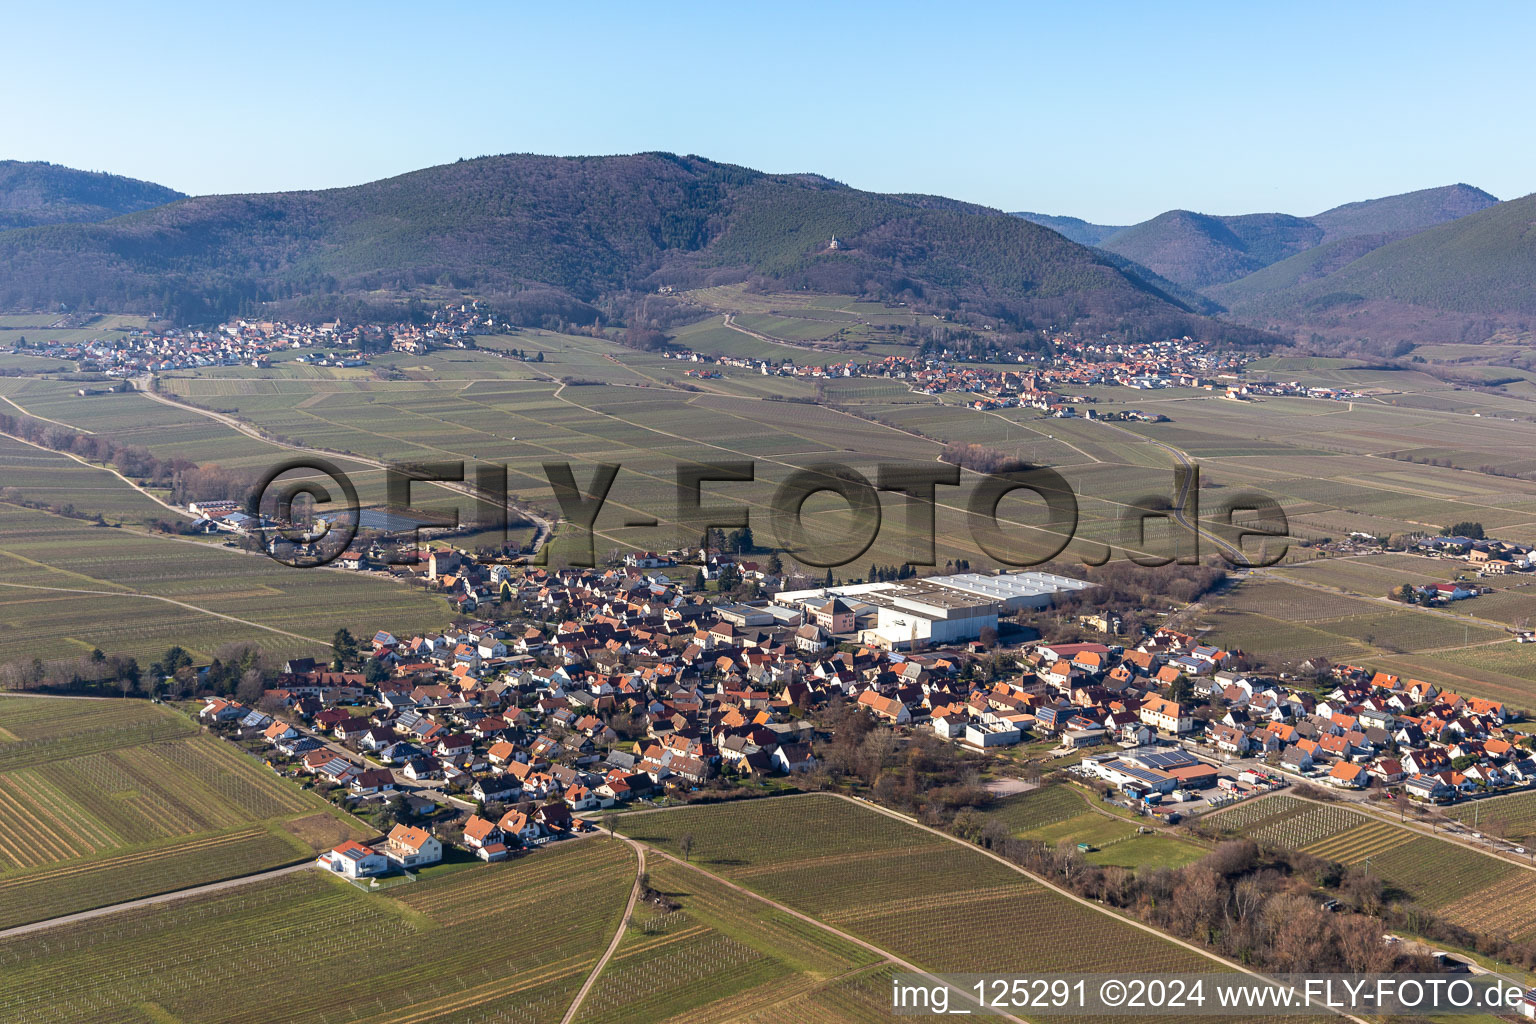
<box><xmin>4</xmin><ymin>0</ymin><xmax>1531</xmax><ymax>223</ymax></box>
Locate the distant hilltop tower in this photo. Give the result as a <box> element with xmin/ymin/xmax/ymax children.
<box><xmin>827</xmin><ymin>235</ymin><xmax>842</xmax><ymax>250</ymax></box>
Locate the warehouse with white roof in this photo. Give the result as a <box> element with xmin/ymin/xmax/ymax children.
<box><xmin>773</xmin><ymin>570</ymin><xmax>1094</xmax><ymax>649</ymax></box>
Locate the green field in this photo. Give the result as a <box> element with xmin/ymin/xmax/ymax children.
<box><xmin>0</xmin><ymin>837</ymin><xmax>636</xmax><ymax>1024</ymax></box>
<box><xmin>982</xmin><ymin>784</ymin><xmax>1207</xmax><ymax>868</ymax></box>
<box><xmin>575</xmin><ymin>856</ymin><xmax>885</xmax><ymax>1024</ymax></box>
<box><xmin>0</xmin><ymin>696</ymin><xmax>366</xmax><ymax>928</ymax></box>
<box><xmin>985</xmin><ymin>784</ymin><xmax>1088</xmax><ymax>833</ymax></box>
<box><xmin>0</xmin><ymin>503</ymin><xmax>452</xmax><ymax>665</ymax></box>
<box><xmin>10</xmin><ymin>301</ymin><xmax>1536</xmax><ymax>706</ymax></box>
<box><xmin>1208</xmin><ymin>794</ymin><xmax>1536</xmax><ymax>941</ymax></box>
<box><xmin>619</xmin><ymin>795</ymin><xmax>1219</xmax><ymax>978</ymax></box>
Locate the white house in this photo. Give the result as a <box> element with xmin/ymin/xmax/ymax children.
<box><xmin>322</xmin><ymin>840</ymin><xmax>388</xmax><ymax>879</ymax></box>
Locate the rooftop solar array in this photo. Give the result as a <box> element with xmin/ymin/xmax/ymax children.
<box><xmin>1125</xmin><ymin>748</ymin><xmax>1198</xmax><ymax>770</ymax></box>
<box><xmin>1106</xmin><ymin>760</ymin><xmax>1169</xmax><ymax>785</ymax></box>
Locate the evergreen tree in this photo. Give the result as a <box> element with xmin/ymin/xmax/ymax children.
<box><xmin>332</xmin><ymin>628</ymin><xmax>359</xmax><ymax>667</ymax></box>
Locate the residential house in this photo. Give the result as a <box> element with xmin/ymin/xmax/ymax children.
<box><xmin>384</xmin><ymin>824</ymin><xmax>443</xmax><ymax>868</ymax></box>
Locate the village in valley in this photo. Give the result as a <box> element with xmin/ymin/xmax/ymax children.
<box><xmin>6</xmin><ymin>304</ymin><xmax>499</xmax><ymax>378</ymax></box>
<box><xmin>12</xmin><ymin>309</ymin><xmax>1362</xmax><ymax>416</ymax></box>
<box><xmin>182</xmin><ymin>527</ymin><xmax>1536</xmax><ymax>886</ymax></box>
<box><xmin>14</xmin><ymin>12</ymin><xmax>1536</xmax><ymax>1019</ymax></box>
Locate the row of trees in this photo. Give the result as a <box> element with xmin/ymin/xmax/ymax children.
<box><xmin>811</xmin><ymin>697</ymin><xmax>993</xmax><ymax>822</ymax></box>
<box><xmin>0</xmin><ymin>649</ymin><xmax>141</xmax><ymax>696</ymax></box>
<box><xmin>0</xmin><ymin>641</ymin><xmax>280</xmax><ymax>701</ymax></box>
<box><xmin>0</xmin><ymin>410</ymin><xmax>260</xmax><ymax>505</ymax></box>
<box><xmin>939</xmin><ymin>442</ymin><xmax>1030</xmax><ymax>475</ymax></box>
<box><xmin>969</xmin><ymin>829</ymin><xmax>1425</xmax><ymax>975</ymax></box>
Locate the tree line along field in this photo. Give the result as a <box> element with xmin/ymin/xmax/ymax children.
<box><xmin>618</xmin><ymin>794</ymin><xmax>1223</xmax><ymax>983</ymax></box>
<box><xmin>0</xmin><ymin>837</ymin><xmax>636</xmax><ymax>1024</ymax></box>
<box><xmin>1206</xmin><ymin>795</ymin><xmax>1536</xmax><ymax>944</ymax></box>
<box><xmin>0</xmin><ymin>432</ymin><xmax>176</xmax><ymax>527</ymax></box>
<box><xmin>0</xmin><ymin>503</ymin><xmax>453</xmax><ymax>666</ymax></box>
<box><xmin>0</xmin><ymin>696</ymin><xmax>366</xmax><ymax>929</ymax></box>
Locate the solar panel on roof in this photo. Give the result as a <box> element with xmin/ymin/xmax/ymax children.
<box><xmin>1129</xmin><ymin>749</ymin><xmax>1197</xmax><ymax>770</ymax></box>
<box><xmin>1109</xmin><ymin>762</ymin><xmax>1167</xmax><ymax>785</ymax></box>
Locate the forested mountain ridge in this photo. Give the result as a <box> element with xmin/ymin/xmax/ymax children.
<box><xmin>1021</xmin><ymin>183</ymin><xmax>1501</xmax><ymax>297</ymax></box>
<box><xmin>0</xmin><ymin>160</ymin><xmax>184</xmax><ymax>230</ymax></box>
<box><xmin>0</xmin><ymin>152</ymin><xmax>1273</xmax><ymax>344</ymax></box>
<box><xmin>1097</xmin><ymin>211</ymin><xmax>1324</xmax><ymax>290</ymax></box>
<box><xmin>1308</xmin><ymin>183</ymin><xmax>1497</xmax><ymax>244</ymax></box>
<box><xmin>1219</xmin><ymin>191</ymin><xmax>1536</xmax><ymax>336</ymax></box>
<box><xmin>1010</xmin><ymin>212</ymin><xmax>1125</xmax><ymax>247</ymax></box>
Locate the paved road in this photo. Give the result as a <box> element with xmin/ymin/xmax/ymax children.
<box><xmin>286</xmin><ymin>719</ymin><xmax>473</xmax><ymax>811</ymax></box>
<box><xmin>0</xmin><ymin>860</ymin><xmax>319</xmax><ymax>940</ymax></box>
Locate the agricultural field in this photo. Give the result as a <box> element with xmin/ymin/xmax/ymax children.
<box><xmin>1300</xmin><ymin>820</ymin><xmax>1418</xmax><ymax>864</ymax></box>
<box><xmin>1438</xmin><ymin>870</ymin><xmax>1536</xmax><ymax>943</ymax></box>
<box><xmin>1207</xmin><ymin>797</ymin><xmax>1423</xmax><ymax>868</ymax></box>
<box><xmin>0</xmin><ymin>836</ymin><xmax>636</xmax><ymax>1024</ymax></box>
<box><xmin>982</xmin><ymin>784</ymin><xmax>1206</xmax><ymax>867</ymax></box>
<box><xmin>985</xmin><ymin>783</ymin><xmax>1088</xmax><ymax>834</ymax></box>
<box><xmin>0</xmin><ymin>696</ymin><xmax>365</xmax><ymax>928</ymax></box>
<box><xmin>619</xmin><ymin>794</ymin><xmax>1221</xmax><ymax>979</ymax></box>
<box><xmin>1206</xmin><ymin>796</ymin><xmax>1362</xmax><ymax>849</ymax></box>
<box><xmin>1196</xmin><ymin>574</ymin><xmax>1514</xmax><ymax>677</ymax></box>
<box><xmin>574</xmin><ymin>856</ymin><xmax>884</xmax><ymax>1024</ymax></box>
<box><xmin>1450</xmin><ymin>791</ymin><xmax>1536</xmax><ymax>842</ymax></box>
<box><xmin>0</xmin><ymin>503</ymin><xmax>451</xmax><ymax>665</ymax></box>
<box><xmin>1371</xmin><ymin>649</ymin><xmax>1536</xmax><ymax>708</ymax></box>
<box><xmin>14</xmin><ymin>304</ymin><xmax>1536</xmax><ymax>691</ymax></box>
<box><xmin>1207</xmin><ymin>793</ymin><xmax>1536</xmax><ymax>942</ymax></box>
<box><xmin>1364</xmin><ymin>837</ymin><xmax>1518</xmax><ymax>910</ymax></box>
<box><xmin>1271</xmin><ymin>553</ymin><xmax>1462</xmax><ymax>594</ymax></box>
<box><xmin>0</xmin><ymin>433</ymin><xmax>177</xmax><ymax>526</ymax></box>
